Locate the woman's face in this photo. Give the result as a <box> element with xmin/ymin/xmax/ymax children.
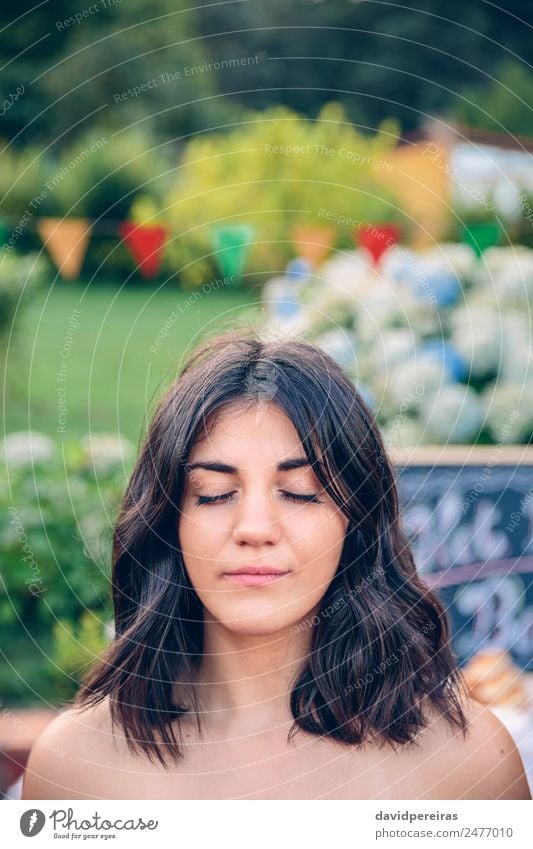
<box><xmin>178</xmin><ymin>402</ymin><xmax>349</xmax><ymax>636</ymax></box>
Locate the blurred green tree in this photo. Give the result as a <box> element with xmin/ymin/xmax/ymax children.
<box><xmin>2</xmin><ymin>1</ymin><xmax>533</xmax><ymax>145</ymax></box>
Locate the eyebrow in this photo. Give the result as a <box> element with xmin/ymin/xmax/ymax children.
<box><xmin>185</xmin><ymin>457</ymin><xmax>311</xmax><ymax>474</ymax></box>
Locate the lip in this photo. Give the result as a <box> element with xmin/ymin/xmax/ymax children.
<box><xmin>223</xmin><ymin>566</ymin><xmax>290</xmax><ymax>587</ymax></box>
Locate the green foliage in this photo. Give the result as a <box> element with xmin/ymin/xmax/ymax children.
<box><xmin>50</xmin><ymin>612</ymin><xmax>109</xmax><ymax>703</ymax></box>
<box><xmin>165</xmin><ymin>102</ymin><xmax>405</xmax><ymax>287</ymax></box>
<box><xmin>128</xmin><ymin>194</ymin><xmax>167</xmax><ymax>225</ymax></box>
<box><xmin>0</xmin><ymin>144</ymin><xmax>50</xmax><ymax>217</ymax></box>
<box><xmin>0</xmin><ymin>0</ymin><xmax>230</xmax><ymax>145</ymax></box>
<box><xmin>193</xmin><ymin>1</ymin><xmax>533</xmax><ymax>135</ymax></box>
<box><xmin>0</xmin><ymin>130</ymin><xmax>170</xmax><ymax>220</ymax></box>
<box><xmin>0</xmin><ymin>251</ymin><xmax>47</xmax><ymax>336</ymax></box>
<box><xmin>3</xmin><ymin>1</ymin><xmax>530</xmax><ymax>143</ymax></box>
<box><xmin>0</xmin><ymin>437</ymin><xmax>128</xmax><ymax>704</ymax></box>
<box><xmin>56</xmin><ymin>129</ymin><xmax>171</xmax><ymax>221</ymax></box>
<box><xmin>0</xmin><ymin>131</ymin><xmax>174</xmax><ymax>279</ymax></box>
<box><xmin>454</xmin><ymin>61</ymin><xmax>533</xmax><ymax>137</ymax></box>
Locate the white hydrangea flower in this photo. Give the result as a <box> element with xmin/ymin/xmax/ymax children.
<box><xmin>264</xmin><ymin>311</ymin><xmax>314</xmax><ymax>338</ymax></box>
<box><xmin>375</xmin><ymin>328</ymin><xmax>416</xmax><ymax>373</ymax></box>
<box><xmin>303</xmin><ymin>286</ymin><xmax>357</xmax><ymax>332</ymax></box>
<box><xmin>318</xmin><ymin>250</ymin><xmax>369</xmax><ymax>296</ymax></box>
<box><xmin>80</xmin><ymin>433</ymin><xmax>135</xmax><ymax>472</ymax></box>
<box><xmin>491</xmin><ymin>250</ymin><xmax>533</xmax><ymax>305</ymax></box>
<box><xmin>420</xmin><ymin>384</ymin><xmax>485</xmax><ymax>443</ymax></box>
<box><xmin>259</xmin><ymin>242</ymin><xmax>533</xmax><ymax>444</ymax></box>
<box><xmin>314</xmin><ymin>327</ymin><xmax>357</xmax><ymax>369</ymax></box>
<box><xmin>0</xmin><ymin>431</ymin><xmax>56</xmax><ymax>467</ymax></box>
<box><xmin>380</xmin><ymin>245</ymin><xmax>423</xmax><ymax>283</ymax></box>
<box><xmin>483</xmin><ymin>244</ymin><xmax>533</xmax><ymax>273</ymax></box>
<box><xmin>381</xmin><ymin>416</ymin><xmax>429</xmax><ymax>450</ymax></box>
<box><xmin>418</xmin><ymin>242</ymin><xmax>476</xmax><ymax>279</ymax></box>
<box><xmin>499</xmin><ymin>315</ymin><xmax>533</xmax><ymax>382</ymax></box>
<box><xmin>401</xmin><ymin>295</ymin><xmax>442</xmax><ymax>338</ymax></box>
<box><xmin>450</xmin><ymin>304</ymin><xmax>503</xmax><ymax>379</ymax></box>
<box><xmin>382</xmin><ymin>356</ymin><xmax>444</xmax><ymax>418</ymax></box>
<box><xmin>481</xmin><ymin>381</ymin><xmax>533</xmax><ymax>442</ymax></box>
<box><xmin>354</xmin><ymin>284</ymin><xmax>408</xmax><ymax>347</ymax></box>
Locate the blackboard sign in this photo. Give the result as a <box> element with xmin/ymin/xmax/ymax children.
<box><xmin>393</xmin><ymin>447</ymin><xmax>533</xmax><ymax>671</ymax></box>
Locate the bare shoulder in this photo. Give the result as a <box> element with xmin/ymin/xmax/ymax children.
<box><xmin>419</xmin><ymin>697</ymin><xmax>531</xmax><ymax>800</ymax></box>
<box><xmin>22</xmin><ymin>697</ymin><xmax>127</xmax><ymax>800</ymax></box>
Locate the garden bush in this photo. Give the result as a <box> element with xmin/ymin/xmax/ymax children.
<box><xmin>0</xmin><ymin>252</ymin><xmax>47</xmax><ymax>337</ymax></box>
<box><xmin>0</xmin><ymin>433</ymin><xmax>132</xmax><ymax>705</ymax></box>
<box><xmin>164</xmin><ymin>102</ymin><xmax>407</xmax><ymax>288</ymax></box>
<box><xmin>0</xmin><ymin>130</ymin><xmax>172</xmax><ymax>281</ymax></box>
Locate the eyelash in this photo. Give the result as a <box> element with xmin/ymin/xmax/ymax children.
<box><xmin>194</xmin><ymin>491</ymin><xmax>322</xmax><ymax>506</ymax></box>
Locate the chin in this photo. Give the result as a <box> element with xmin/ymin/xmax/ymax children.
<box><xmin>225</xmin><ymin>622</ymin><xmax>287</xmax><ymax>637</ymax></box>
<box><xmin>210</xmin><ymin>601</ymin><xmax>301</xmax><ymax>636</ymax></box>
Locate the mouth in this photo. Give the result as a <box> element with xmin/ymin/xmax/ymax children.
<box><xmin>222</xmin><ymin>566</ymin><xmax>290</xmax><ymax>587</ymax></box>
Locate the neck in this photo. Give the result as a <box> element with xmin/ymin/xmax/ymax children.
<box><xmin>187</xmin><ymin>618</ymin><xmax>314</xmax><ymax>737</ymax></box>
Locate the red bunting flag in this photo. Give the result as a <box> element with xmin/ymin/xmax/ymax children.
<box><xmin>119</xmin><ymin>222</ymin><xmax>167</xmax><ymax>278</ymax></box>
<box><xmin>357</xmin><ymin>223</ymin><xmax>400</xmax><ymax>265</ymax></box>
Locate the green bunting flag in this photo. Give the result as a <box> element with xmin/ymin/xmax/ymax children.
<box><xmin>210</xmin><ymin>225</ymin><xmax>255</xmax><ymax>281</ymax></box>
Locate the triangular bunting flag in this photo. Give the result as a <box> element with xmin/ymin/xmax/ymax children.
<box><xmin>291</xmin><ymin>225</ymin><xmax>335</xmax><ymax>267</ymax></box>
<box><xmin>36</xmin><ymin>217</ymin><xmax>91</xmax><ymax>279</ymax></box>
<box><xmin>357</xmin><ymin>223</ymin><xmax>400</xmax><ymax>265</ymax></box>
<box><xmin>461</xmin><ymin>221</ymin><xmax>501</xmax><ymax>258</ymax></box>
<box><xmin>119</xmin><ymin>222</ymin><xmax>167</xmax><ymax>278</ymax></box>
<box><xmin>210</xmin><ymin>225</ymin><xmax>254</xmax><ymax>281</ymax></box>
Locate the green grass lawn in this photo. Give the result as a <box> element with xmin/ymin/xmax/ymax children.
<box><xmin>4</xmin><ymin>279</ymin><xmax>261</xmax><ymax>443</ymax></box>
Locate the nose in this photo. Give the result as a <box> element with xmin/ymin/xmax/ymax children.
<box><xmin>232</xmin><ymin>490</ymin><xmax>282</xmax><ymax>547</ymax></box>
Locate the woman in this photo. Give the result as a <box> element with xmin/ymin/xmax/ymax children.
<box><xmin>23</xmin><ymin>330</ymin><xmax>530</xmax><ymax>800</ymax></box>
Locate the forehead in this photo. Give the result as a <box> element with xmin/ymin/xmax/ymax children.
<box><xmin>188</xmin><ymin>403</ymin><xmax>308</xmax><ymax>469</ymax></box>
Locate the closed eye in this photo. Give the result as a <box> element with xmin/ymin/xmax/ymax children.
<box><xmin>282</xmin><ymin>491</ymin><xmax>322</xmax><ymax>504</ymax></box>
<box><xmin>194</xmin><ymin>492</ymin><xmax>234</xmax><ymax>506</ymax></box>
<box><xmin>194</xmin><ymin>491</ymin><xmax>322</xmax><ymax>506</ymax></box>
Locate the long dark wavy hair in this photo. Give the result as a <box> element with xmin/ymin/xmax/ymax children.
<box><xmin>75</xmin><ymin>328</ymin><xmax>468</xmax><ymax>766</ymax></box>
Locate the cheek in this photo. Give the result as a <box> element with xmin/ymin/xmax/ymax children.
<box><xmin>298</xmin><ymin>508</ymin><xmax>347</xmax><ymax>559</ymax></box>
<box><xmin>178</xmin><ymin>516</ymin><xmax>214</xmax><ymax>593</ymax></box>
<box><xmin>178</xmin><ymin>506</ymin><xmax>225</xmax><ymax>554</ymax></box>
<box><xmin>291</xmin><ymin>511</ymin><xmax>348</xmax><ymax>592</ymax></box>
